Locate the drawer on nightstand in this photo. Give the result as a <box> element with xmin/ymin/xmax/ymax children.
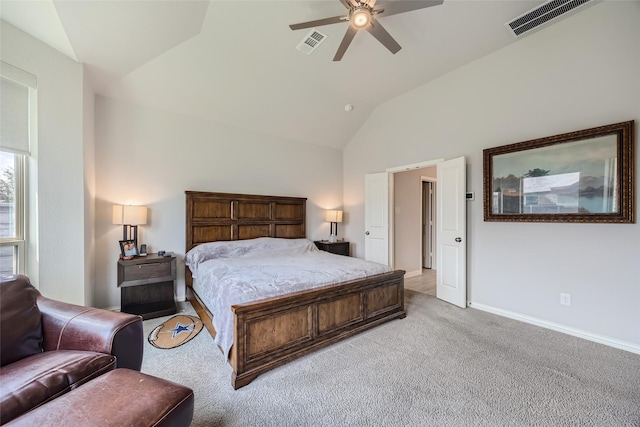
<box><xmin>121</xmin><ymin>262</ymin><xmax>172</xmax><ymax>281</ymax></box>
<box><xmin>118</xmin><ymin>257</ymin><xmax>176</xmax><ymax>288</ymax></box>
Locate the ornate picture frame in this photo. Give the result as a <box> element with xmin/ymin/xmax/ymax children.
<box><xmin>483</xmin><ymin>121</ymin><xmax>634</xmax><ymax>223</ymax></box>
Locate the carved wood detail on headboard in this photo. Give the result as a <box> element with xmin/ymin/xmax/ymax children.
<box><xmin>185</xmin><ymin>191</ymin><xmax>307</xmax><ymax>254</ymax></box>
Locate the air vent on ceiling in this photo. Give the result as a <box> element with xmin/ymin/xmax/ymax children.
<box><xmin>296</xmin><ymin>30</ymin><xmax>328</xmax><ymax>55</ymax></box>
<box><xmin>506</xmin><ymin>0</ymin><xmax>595</xmax><ymax>38</ymax></box>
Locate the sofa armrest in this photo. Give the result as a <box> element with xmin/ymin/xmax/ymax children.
<box><xmin>37</xmin><ymin>296</ymin><xmax>144</xmax><ymax>370</ymax></box>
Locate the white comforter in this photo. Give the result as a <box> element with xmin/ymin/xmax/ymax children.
<box><xmin>185</xmin><ymin>237</ymin><xmax>391</xmax><ymax>358</ymax></box>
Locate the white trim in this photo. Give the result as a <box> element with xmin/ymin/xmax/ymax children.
<box><xmin>470</xmin><ymin>301</ymin><xmax>640</xmax><ymax>355</ymax></box>
<box><xmin>404</xmin><ymin>269</ymin><xmax>423</xmax><ymax>278</ymax></box>
<box><xmin>386</xmin><ymin>158</ymin><xmax>442</xmax><ymax>272</ymax></box>
<box><xmin>386</xmin><ymin>158</ymin><xmax>444</xmax><ymax>173</ymax></box>
<box><xmin>421</xmin><ymin>177</ymin><xmax>437</xmax><ymax>270</ymax></box>
<box><xmin>0</xmin><ymin>154</ymin><xmax>27</xmax><ymax>275</ymax></box>
<box><xmin>0</xmin><ymin>61</ymin><xmax>37</xmax><ymax>88</ymax></box>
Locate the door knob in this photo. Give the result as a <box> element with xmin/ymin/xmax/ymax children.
<box><xmin>365</xmin><ymin>231</ymin><xmax>370</xmax><ymax>235</ymax></box>
<box><xmin>455</xmin><ymin>237</ymin><xmax>462</xmax><ymax>242</ymax></box>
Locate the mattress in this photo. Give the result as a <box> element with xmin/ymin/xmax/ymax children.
<box><xmin>185</xmin><ymin>237</ymin><xmax>391</xmax><ymax>357</ymax></box>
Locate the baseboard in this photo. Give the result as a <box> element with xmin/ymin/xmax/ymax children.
<box><xmin>470</xmin><ymin>301</ymin><xmax>640</xmax><ymax>355</ymax></box>
<box><xmin>404</xmin><ymin>269</ymin><xmax>423</xmax><ymax>278</ymax></box>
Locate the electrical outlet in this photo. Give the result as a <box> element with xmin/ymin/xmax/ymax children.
<box><xmin>560</xmin><ymin>293</ymin><xmax>571</xmax><ymax>306</ymax></box>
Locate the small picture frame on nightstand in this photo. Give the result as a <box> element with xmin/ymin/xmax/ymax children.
<box><xmin>119</xmin><ymin>240</ymin><xmax>138</xmax><ymax>260</ymax></box>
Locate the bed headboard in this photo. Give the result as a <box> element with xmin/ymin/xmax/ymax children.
<box><xmin>185</xmin><ymin>191</ymin><xmax>307</xmax><ymax>284</ymax></box>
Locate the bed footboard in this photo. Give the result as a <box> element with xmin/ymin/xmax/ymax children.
<box><xmin>229</xmin><ymin>270</ymin><xmax>406</xmax><ymax>389</ymax></box>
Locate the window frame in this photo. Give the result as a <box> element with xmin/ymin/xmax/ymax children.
<box><xmin>1</xmin><ymin>61</ymin><xmax>35</xmax><ymax>276</ymax></box>
<box><xmin>1</xmin><ymin>141</ymin><xmax>27</xmax><ymax>275</ymax></box>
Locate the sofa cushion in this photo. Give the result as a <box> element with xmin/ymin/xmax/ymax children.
<box><xmin>0</xmin><ymin>275</ymin><xmax>43</xmax><ymax>366</ymax></box>
<box><xmin>0</xmin><ymin>350</ymin><xmax>116</xmax><ymax>424</ymax></box>
<box><xmin>5</xmin><ymin>369</ymin><xmax>195</xmax><ymax>427</ymax></box>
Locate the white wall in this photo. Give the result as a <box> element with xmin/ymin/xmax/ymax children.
<box><xmin>344</xmin><ymin>2</ymin><xmax>640</xmax><ymax>350</ymax></box>
<box><xmin>83</xmin><ymin>66</ymin><xmax>96</xmax><ymax>305</ymax></box>
<box><xmin>94</xmin><ymin>96</ymin><xmax>343</xmax><ymax>309</ymax></box>
<box><xmin>0</xmin><ymin>21</ymin><xmax>89</xmax><ymax>305</ymax></box>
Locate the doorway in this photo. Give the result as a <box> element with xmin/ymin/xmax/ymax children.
<box><xmin>411</xmin><ymin>179</ymin><xmax>437</xmax><ymax>296</ymax></box>
<box><xmin>366</xmin><ymin>156</ymin><xmax>467</xmax><ymax>307</ymax></box>
<box><xmin>392</xmin><ymin>167</ymin><xmax>437</xmax><ymax>297</ymax></box>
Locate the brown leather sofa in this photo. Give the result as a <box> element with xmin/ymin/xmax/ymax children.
<box><xmin>0</xmin><ymin>274</ymin><xmax>144</xmax><ymax>424</ymax></box>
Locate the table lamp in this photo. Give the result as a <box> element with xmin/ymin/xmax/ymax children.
<box><xmin>325</xmin><ymin>210</ymin><xmax>343</xmax><ymax>243</ymax></box>
<box><xmin>112</xmin><ymin>204</ymin><xmax>148</xmax><ymax>250</ymax></box>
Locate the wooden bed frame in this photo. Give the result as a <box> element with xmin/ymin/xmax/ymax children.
<box><xmin>185</xmin><ymin>191</ymin><xmax>406</xmax><ymax>389</ymax></box>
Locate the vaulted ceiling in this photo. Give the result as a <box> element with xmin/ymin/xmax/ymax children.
<box><xmin>1</xmin><ymin>0</ymin><xmax>556</xmax><ymax>149</ymax></box>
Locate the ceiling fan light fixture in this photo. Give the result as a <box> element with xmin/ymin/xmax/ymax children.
<box><xmin>289</xmin><ymin>0</ymin><xmax>443</xmax><ymax>61</ymax></box>
<box><xmin>350</xmin><ymin>7</ymin><xmax>372</xmax><ymax>29</ymax></box>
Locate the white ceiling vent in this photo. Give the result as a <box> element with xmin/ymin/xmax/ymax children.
<box><xmin>296</xmin><ymin>30</ymin><xmax>328</xmax><ymax>55</ymax></box>
<box><xmin>506</xmin><ymin>0</ymin><xmax>595</xmax><ymax>38</ymax></box>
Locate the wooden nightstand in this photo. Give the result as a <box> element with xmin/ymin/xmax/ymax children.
<box><xmin>117</xmin><ymin>254</ymin><xmax>177</xmax><ymax>320</ymax></box>
<box><xmin>314</xmin><ymin>240</ymin><xmax>350</xmax><ymax>256</ymax></box>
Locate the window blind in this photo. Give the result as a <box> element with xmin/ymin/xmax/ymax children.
<box><xmin>1</xmin><ymin>61</ymin><xmax>36</xmax><ymax>156</ymax></box>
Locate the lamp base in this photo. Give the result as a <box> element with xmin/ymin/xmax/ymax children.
<box><xmin>328</xmin><ymin>234</ymin><xmax>338</xmax><ymax>243</ymax></box>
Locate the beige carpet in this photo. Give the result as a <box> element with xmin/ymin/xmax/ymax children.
<box><xmin>141</xmin><ymin>291</ymin><xmax>640</xmax><ymax>426</ymax></box>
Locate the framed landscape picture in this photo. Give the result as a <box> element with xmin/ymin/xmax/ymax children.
<box><xmin>483</xmin><ymin>121</ymin><xmax>634</xmax><ymax>223</ymax></box>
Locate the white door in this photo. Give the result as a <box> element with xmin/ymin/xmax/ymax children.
<box><xmin>364</xmin><ymin>172</ymin><xmax>390</xmax><ymax>265</ymax></box>
<box><xmin>436</xmin><ymin>157</ymin><xmax>467</xmax><ymax>308</ymax></box>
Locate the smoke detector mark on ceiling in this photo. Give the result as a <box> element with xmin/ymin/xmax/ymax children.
<box><xmin>506</xmin><ymin>0</ymin><xmax>595</xmax><ymax>38</ymax></box>
<box><xmin>296</xmin><ymin>30</ymin><xmax>328</xmax><ymax>55</ymax></box>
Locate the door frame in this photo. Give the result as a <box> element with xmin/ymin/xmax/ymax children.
<box><xmin>422</xmin><ymin>178</ymin><xmax>437</xmax><ymax>270</ymax></box>
<box><xmin>386</xmin><ymin>159</ymin><xmax>443</xmax><ymax>270</ymax></box>
<box><xmin>383</xmin><ymin>157</ymin><xmax>467</xmax><ymax>308</ymax></box>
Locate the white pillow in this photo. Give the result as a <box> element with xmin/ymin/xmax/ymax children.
<box><xmin>185</xmin><ymin>237</ymin><xmax>315</xmax><ymax>273</ymax></box>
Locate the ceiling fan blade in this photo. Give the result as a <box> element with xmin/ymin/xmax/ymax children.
<box><xmin>376</xmin><ymin>0</ymin><xmax>443</xmax><ymax>18</ymax></box>
<box><xmin>339</xmin><ymin>0</ymin><xmax>352</xmax><ymax>10</ymax></box>
<box><xmin>333</xmin><ymin>26</ymin><xmax>358</xmax><ymax>61</ymax></box>
<box><xmin>289</xmin><ymin>15</ymin><xmax>347</xmax><ymax>31</ymax></box>
<box><xmin>366</xmin><ymin>20</ymin><xmax>401</xmax><ymax>54</ymax></box>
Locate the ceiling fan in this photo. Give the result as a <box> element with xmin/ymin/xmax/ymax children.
<box><xmin>289</xmin><ymin>0</ymin><xmax>443</xmax><ymax>61</ymax></box>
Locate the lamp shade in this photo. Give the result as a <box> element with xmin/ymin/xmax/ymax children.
<box><xmin>324</xmin><ymin>210</ymin><xmax>343</xmax><ymax>223</ymax></box>
<box><xmin>113</xmin><ymin>205</ymin><xmax>148</xmax><ymax>225</ymax></box>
